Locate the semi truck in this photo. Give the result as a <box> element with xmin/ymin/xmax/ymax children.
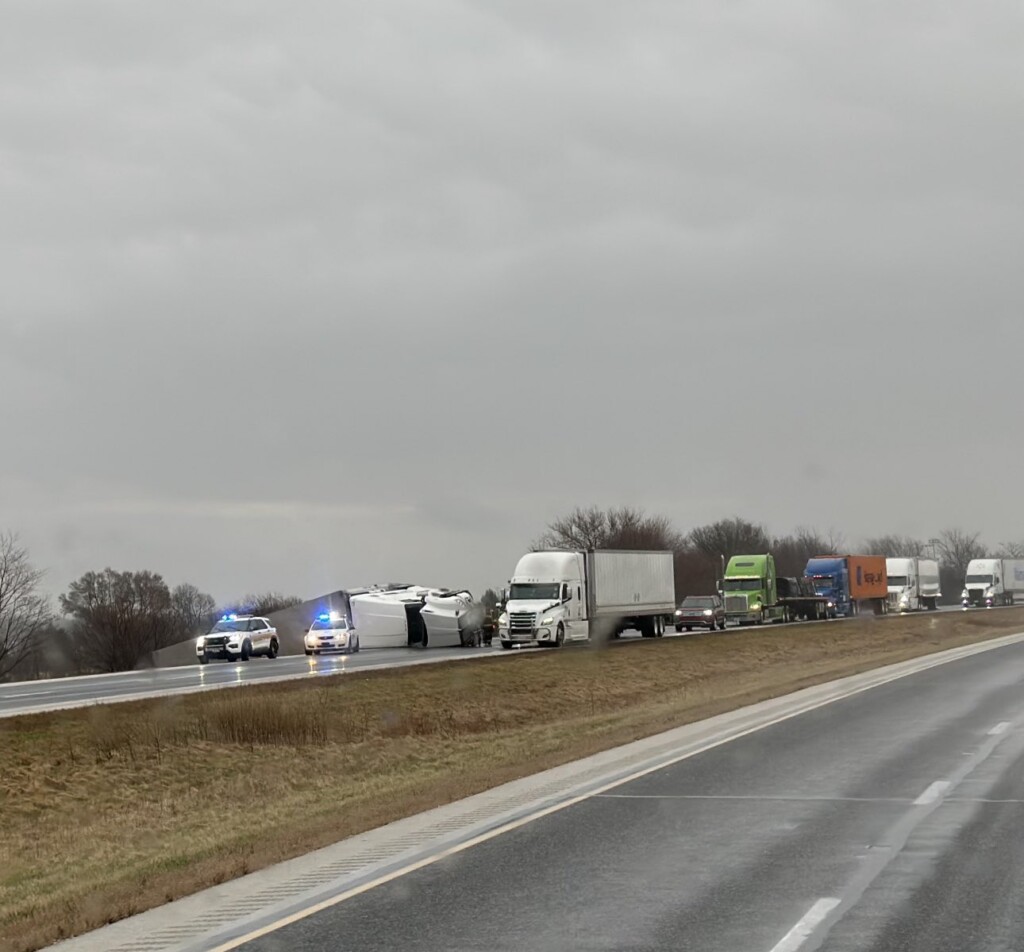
<box><xmin>804</xmin><ymin>555</ymin><xmax>888</xmax><ymax>616</ymax></box>
<box><xmin>961</xmin><ymin>559</ymin><xmax>1024</xmax><ymax>608</ymax></box>
<box><xmin>498</xmin><ymin>549</ymin><xmax>675</xmax><ymax>648</ymax></box>
<box><xmin>886</xmin><ymin>558</ymin><xmax>941</xmax><ymax>612</ymax></box>
<box><xmin>722</xmin><ymin>554</ymin><xmax>786</xmax><ymax>624</ymax></box>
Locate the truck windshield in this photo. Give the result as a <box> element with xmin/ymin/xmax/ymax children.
<box><xmin>965</xmin><ymin>574</ymin><xmax>993</xmax><ymax>584</ymax></box>
<box><xmin>887</xmin><ymin>576</ymin><xmax>908</xmax><ymax>587</ymax></box>
<box><xmin>811</xmin><ymin>576</ymin><xmax>834</xmax><ymax>594</ymax></box>
<box><xmin>723</xmin><ymin>579</ymin><xmax>762</xmax><ymax>592</ymax></box>
<box><xmin>509</xmin><ymin>583</ymin><xmax>561</xmax><ymax>600</ymax></box>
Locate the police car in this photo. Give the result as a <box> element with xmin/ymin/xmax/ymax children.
<box><xmin>304</xmin><ymin>612</ymin><xmax>360</xmax><ymax>655</ymax></box>
<box><xmin>196</xmin><ymin>614</ymin><xmax>279</xmax><ymax>664</ymax></box>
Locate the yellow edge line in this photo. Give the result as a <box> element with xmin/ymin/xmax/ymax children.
<box><xmin>207</xmin><ymin>633</ymin><xmax>1024</xmax><ymax>951</ymax></box>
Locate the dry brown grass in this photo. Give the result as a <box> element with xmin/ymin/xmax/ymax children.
<box><xmin>2</xmin><ymin>608</ymin><xmax>1023</xmax><ymax>951</ymax></box>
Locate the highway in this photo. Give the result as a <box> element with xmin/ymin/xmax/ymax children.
<box><xmin>0</xmin><ymin>604</ymin><xmax>986</xmax><ymax>719</ymax></box>
<box><xmin>0</xmin><ymin>645</ymin><xmax>505</xmax><ymax>718</ymax></box>
<box><xmin>226</xmin><ymin>635</ymin><xmax>1024</xmax><ymax>952</ymax></box>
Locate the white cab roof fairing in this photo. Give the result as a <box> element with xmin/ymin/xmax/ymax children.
<box><xmin>885</xmin><ymin>558</ymin><xmax>916</xmax><ymax>575</ymax></box>
<box><xmin>511</xmin><ymin>550</ymin><xmax>584</xmax><ymax>582</ymax></box>
<box><xmin>965</xmin><ymin>559</ymin><xmax>1000</xmax><ymax>576</ymax></box>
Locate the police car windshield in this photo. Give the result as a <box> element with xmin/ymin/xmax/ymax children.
<box><xmin>312</xmin><ymin>617</ymin><xmax>348</xmax><ymax>630</ymax></box>
<box><xmin>211</xmin><ymin>619</ymin><xmax>247</xmax><ymax>633</ymax></box>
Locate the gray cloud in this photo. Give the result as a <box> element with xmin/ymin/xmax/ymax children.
<box><xmin>2</xmin><ymin>1</ymin><xmax>1022</xmax><ymax>603</ymax></box>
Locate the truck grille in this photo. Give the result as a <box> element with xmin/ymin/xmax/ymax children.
<box><xmin>509</xmin><ymin>612</ymin><xmax>536</xmax><ymax>634</ymax></box>
<box><xmin>725</xmin><ymin>596</ymin><xmax>747</xmax><ymax>613</ymax></box>
<box><xmin>887</xmin><ymin>592</ymin><xmax>900</xmax><ymax>608</ymax></box>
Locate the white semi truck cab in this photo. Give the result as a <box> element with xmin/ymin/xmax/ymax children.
<box><xmin>498</xmin><ymin>549</ymin><xmax>675</xmax><ymax>649</ymax></box>
<box><xmin>961</xmin><ymin>558</ymin><xmax>1024</xmax><ymax>608</ymax></box>
<box><xmin>886</xmin><ymin>557</ymin><xmax>941</xmax><ymax>612</ymax></box>
<box><xmin>499</xmin><ymin>551</ymin><xmax>586</xmax><ymax>649</ymax></box>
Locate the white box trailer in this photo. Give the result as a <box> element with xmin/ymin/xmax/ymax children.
<box><xmin>962</xmin><ymin>559</ymin><xmax>1024</xmax><ymax>607</ymax></box>
<box><xmin>886</xmin><ymin>558</ymin><xmax>941</xmax><ymax>611</ymax></box>
<box><xmin>499</xmin><ymin>549</ymin><xmax>675</xmax><ymax>648</ymax></box>
<box><xmin>419</xmin><ymin>590</ymin><xmax>486</xmax><ymax>647</ymax></box>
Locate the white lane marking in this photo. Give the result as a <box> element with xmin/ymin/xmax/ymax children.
<box><xmin>768</xmin><ymin>898</ymin><xmax>841</xmax><ymax>952</ymax></box>
<box><xmin>989</xmin><ymin>721</ymin><xmax>1011</xmax><ymax>735</ymax></box>
<box><xmin>914</xmin><ymin>780</ymin><xmax>951</xmax><ymax>805</ymax></box>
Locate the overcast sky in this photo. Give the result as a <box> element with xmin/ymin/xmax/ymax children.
<box><xmin>2</xmin><ymin>1</ymin><xmax>1022</xmax><ymax>605</ymax></box>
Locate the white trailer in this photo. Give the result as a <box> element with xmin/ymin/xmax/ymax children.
<box><xmin>419</xmin><ymin>590</ymin><xmax>486</xmax><ymax>647</ymax></box>
<box><xmin>348</xmin><ymin>586</ymin><xmax>432</xmax><ymax>648</ymax></box>
<box><xmin>962</xmin><ymin>559</ymin><xmax>1024</xmax><ymax>608</ymax></box>
<box><xmin>886</xmin><ymin>558</ymin><xmax>941</xmax><ymax>612</ymax></box>
<box><xmin>498</xmin><ymin>549</ymin><xmax>675</xmax><ymax>649</ymax></box>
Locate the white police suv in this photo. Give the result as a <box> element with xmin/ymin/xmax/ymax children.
<box><xmin>196</xmin><ymin>614</ymin><xmax>279</xmax><ymax>664</ymax></box>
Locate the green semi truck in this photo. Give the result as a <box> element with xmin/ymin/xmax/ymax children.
<box><xmin>722</xmin><ymin>554</ymin><xmax>787</xmax><ymax>625</ymax></box>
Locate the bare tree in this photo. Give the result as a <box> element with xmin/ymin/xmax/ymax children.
<box><xmin>772</xmin><ymin>527</ymin><xmax>834</xmax><ymax>577</ymax></box>
<box><xmin>61</xmin><ymin>569</ymin><xmax>177</xmax><ymax>672</ymax></box>
<box><xmin>863</xmin><ymin>534</ymin><xmax>926</xmax><ymax>558</ymax></box>
<box><xmin>170</xmin><ymin>583</ymin><xmax>218</xmax><ymax>639</ymax></box>
<box><xmin>0</xmin><ymin>533</ymin><xmax>50</xmax><ymax>680</ymax></box>
<box><xmin>534</xmin><ymin>506</ymin><xmax>685</xmax><ymax>553</ymax></box>
<box><xmin>687</xmin><ymin>517</ymin><xmax>770</xmax><ymax>562</ymax></box>
<box><xmin>935</xmin><ymin>528</ymin><xmax>987</xmax><ymax>577</ymax></box>
<box><xmin>996</xmin><ymin>541</ymin><xmax>1024</xmax><ymax>559</ymax></box>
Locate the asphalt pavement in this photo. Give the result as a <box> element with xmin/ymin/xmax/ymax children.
<box><xmin>0</xmin><ymin>645</ymin><xmax>504</xmax><ymax>718</ymax></box>
<box><xmin>227</xmin><ymin>635</ymin><xmax>1024</xmax><ymax>952</ymax></box>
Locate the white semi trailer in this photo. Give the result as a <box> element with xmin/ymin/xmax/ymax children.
<box><xmin>886</xmin><ymin>558</ymin><xmax>941</xmax><ymax>612</ymax></box>
<box><xmin>498</xmin><ymin>549</ymin><xmax>675</xmax><ymax>649</ymax></box>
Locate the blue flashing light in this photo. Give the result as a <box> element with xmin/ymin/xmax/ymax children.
<box><xmin>318</xmin><ymin>613</ymin><xmax>331</xmax><ymax>621</ymax></box>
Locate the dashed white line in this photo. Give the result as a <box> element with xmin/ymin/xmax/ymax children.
<box><xmin>914</xmin><ymin>780</ymin><xmax>951</xmax><ymax>805</ymax></box>
<box><xmin>989</xmin><ymin>721</ymin><xmax>1011</xmax><ymax>736</ymax></box>
<box><xmin>769</xmin><ymin>898</ymin><xmax>841</xmax><ymax>952</ymax></box>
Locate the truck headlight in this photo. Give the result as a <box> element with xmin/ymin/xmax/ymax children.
<box><xmin>541</xmin><ymin>616</ymin><xmax>554</xmax><ymax>626</ymax></box>
<box><xmin>751</xmin><ymin>602</ymin><xmax>762</xmax><ymax>612</ymax></box>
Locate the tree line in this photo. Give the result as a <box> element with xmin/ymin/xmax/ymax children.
<box><xmin>0</xmin><ymin>531</ymin><xmax>302</xmax><ymax>680</ymax></box>
<box><xmin>535</xmin><ymin>507</ymin><xmax>1006</xmax><ymax>605</ymax></box>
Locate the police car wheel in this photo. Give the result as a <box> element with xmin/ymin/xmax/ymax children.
<box><xmin>353</xmin><ymin>638</ymin><xmax>360</xmax><ymax>653</ymax></box>
<box><xmin>198</xmin><ymin>654</ymin><xmax>208</xmax><ymax>665</ymax></box>
<box><xmin>304</xmin><ymin>649</ymin><xmax>313</xmax><ymax>656</ymax></box>
<box><xmin>240</xmin><ymin>640</ymin><xmax>251</xmax><ymax>662</ymax></box>
<box><xmin>267</xmin><ymin>639</ymin><xmax>278</xmax><ymax>660</ymax></box>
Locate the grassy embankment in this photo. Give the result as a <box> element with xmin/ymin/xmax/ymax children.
<box><xmin>3</xmin><ymin>608</ymin><xmax>1024</xmax><ymax>952</ymax></box>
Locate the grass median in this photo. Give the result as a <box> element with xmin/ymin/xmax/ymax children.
<box><xmin>4</xmin><ymin>608</ymin><xmax>1024</xmax><ymax>951</ymax></box>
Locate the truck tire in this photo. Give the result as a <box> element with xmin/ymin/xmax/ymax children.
<box><xmin>555</xmin><ymin>623</ymin><xmax>565</xmax><ymax>647</ymax></box>
<box><xmin>500</xmin><ymin>640</ymin><xmax>513</xmax><ymax>650</ymax></box>
<box><xmin>656</xmin><ymin>617</ymin><xmax>664</xmax><ymax>637</ymax></box>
